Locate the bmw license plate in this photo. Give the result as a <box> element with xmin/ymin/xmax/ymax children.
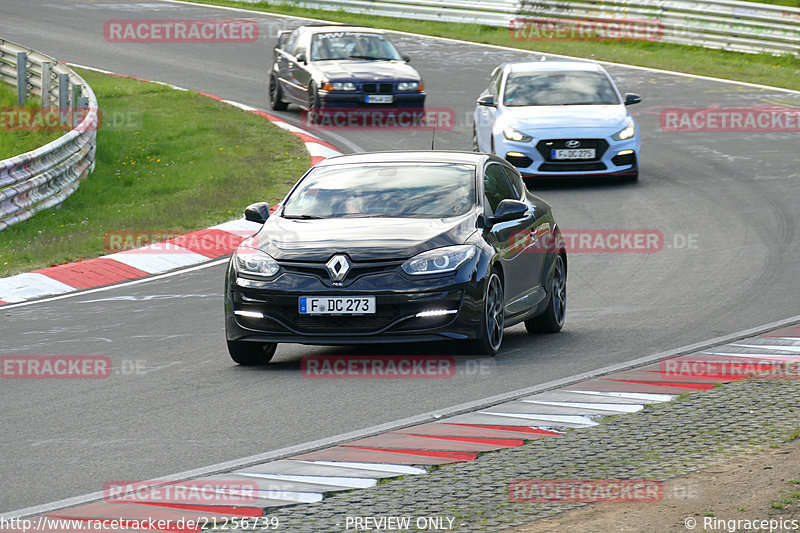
<box><xmin>299</xmin><ymin>296</ymin><xmax>376</xmax><ymax>315</ymax></box>
<box><xmin>552</xmin><ymin>148</ymin><xmax>595</xmax><ymax>160</ymax></box>
<box><xmin>365</xmin><ymin>94</ymin><xmax>393</xmax><ymax>104</ymax></box>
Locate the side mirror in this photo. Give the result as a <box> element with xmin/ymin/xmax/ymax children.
<box><xmin>296</xmin><ymin>52</ymin><xmax>307</xmax><ymax>64</ymax></box>
<box><xmin>402</xmin><ymin>55</ymin><xmax>411</xmax><ymax>63</ymax></box>
<box><xmin>491</xmin><ymin>199</ymin><xmax>528</xmax><ymax>224</ymax></box>
<box><xmin>477</xmin><ymin>94</ymin><xmax>496</xmax><ymax>107</ymax></box>
<box><xmin>244</xmin><ymin>202</ymin><xmax>271</xmax><ymax>224</ymax></box>
<box><xmin>624</xmin><ymin>93</ymin><xmax>642</xmax><ymax>105</ymax></box>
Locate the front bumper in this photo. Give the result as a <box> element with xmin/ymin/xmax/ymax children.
<box><xmin>498</xmin><ymin>135</ymin><xmax>639</xmax><ymax>178</ymax></box>
<box><xmin>224</xmin><ymin>261</ymin><xmax>485</xmax><ymax>345</ymax></box>
<box><xmin>318</xmin><ymin>90</ymin><xmax>425</xmax><ymax>108</ymax></box>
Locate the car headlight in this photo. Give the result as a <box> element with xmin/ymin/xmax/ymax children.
<box><xmin>401</xmin><ymin>245</ymin><xmax>477</xmax><ymax>276</ymax></box>
<box><xmin>397</xmin><ymin>81</ymin><xmax>422</xmax><ymax>91</ymax></box>
<box><xmin>612</xmin><ymin>118</ymin><xmax>636</xmax><ymax>140</ymax></box>
<box><xmin>234</xmin><ymin>247</ymin><xmax>280</xmax><ymax>278</ymax></box>
<box><xmin>502</xmin><ymin>126</ymin><xmax>533</xmax><ymax>143</ymax></box>
<box><xmin>322</xmin><ymin>82</ymin><xmax>357</xmax><ymax>91</ymax></box>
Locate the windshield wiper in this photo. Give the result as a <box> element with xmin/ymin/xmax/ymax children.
<box><xmin>347</xmin><ymin>55</ymin><xmax>394</xmax><ymax>61</ymax></box>
<box><xmin>283</xmin><ymin>214</ymin><xmax>324</xmax><ymax>219</ymax></box>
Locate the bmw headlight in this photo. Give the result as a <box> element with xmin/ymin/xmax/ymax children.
<box><xmin>402</xmin><ymin>245</ymin><xmax>477</xmax><ymax>276</ymax></box>
<box><xmin>234</xmin><ymin>247</ymin><xmax>280</xmax><ymax>278</ymax></box>
<box><xmin>323</xmin><ymin>82</ymin><xmax>357</xmax><ymax>91</ymax></box>
<box><xmin>502</xmin><ymin>126</ymin><xmax>533</xmax><ymax>143</ymax></box>
<box><xmin>397</xmin><ymin>81</ymin><xmax>421</xmax><ymax>91</ymax></box>
<box><xmin>612</xmin><ymin>118</ymin><xmax>636</xmax><ymax>141</ymax></box>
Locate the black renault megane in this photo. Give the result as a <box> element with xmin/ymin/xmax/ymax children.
<box><xmin>224</xmin><ymin>151</ymin><xmax>566</xmax><ymax>364</ymax></box>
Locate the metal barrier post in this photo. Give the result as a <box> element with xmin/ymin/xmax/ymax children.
<box><xmin>16</xmin><ymin>52</ymin><xmax>27</xmax><ymax>107</ymax></box>
<box><xmin>41</xmin><ymin>62</ymin><xmax>52</xmax><ymax>109</ymax></box>
<box><xmin>58</xmin><ymin>73</ymin><xmax>70</xmax><ymax>126</ymax></box>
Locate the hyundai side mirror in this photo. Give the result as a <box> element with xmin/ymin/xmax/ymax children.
<box><xmin>244</xmin><ymin>202</ymin><xmax>271</xmax><ymax>224</ymax></box>
<box><xmin>624</xmin><ymin>93</ymin><xmax>642</xmax><ymax>105</ymax></box>
<box><xmin>477</xmin><ymin>94</ymin><xmax>496</xmax><ymax>107</ymax></box>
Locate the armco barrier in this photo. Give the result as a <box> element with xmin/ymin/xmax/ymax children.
<box><xmin>241</xmin><ymin>0</ymin><xmax>800</xmax><ymax>56</ymax></box>
<box><xmin>0</xmin><ymin>38</ymin><xmax>98</xmax><ymax>231</ymax></box>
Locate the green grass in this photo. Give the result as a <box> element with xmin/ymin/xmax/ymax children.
<box><xmin>191</xmin><ymin>0</ymin><xmax>800</xmax><ymax>91</ymax></box>
<box><xmin>0</xmin><ymin>68</ymin><xmax>310</xmax><ymax>277</ymax></box>
<box><xmin>0</xmin><ymin>83</ymin><xmax>65</xmax><ymax>160</ymax></box>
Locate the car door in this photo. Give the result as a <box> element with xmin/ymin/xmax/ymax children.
<box><xmin>482</xmin><ymin>162</ymin><xmax>537</xmax><ymax>315</ymax></box>
<box><xmin>475</xmin><ymin>67</ymin><xmax>504</xmax><ymax>153</ymax></box>
<box><xmin>275</xmin><ymin>30</ymin><xmax>301</xmax><ymax>103</ymax></box>
<box><xmin>288</xmin><ymin>33</ymin><xmax>312</xmax><ymax>102</ymax></box>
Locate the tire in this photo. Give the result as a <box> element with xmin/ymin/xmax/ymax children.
<box><xmin>463</xmin><ymin>270</ymin><xmax>505</xmax><ymax>356</ymax></box>
<box><xmin>308</xmin><ymin>82</ymin><xmax>321</xmax><ymax>113</ymax></box>
<box><xmin>268</xmin><ymin>74</ymin><xmax>288</xmax><ymax>111</ymax></box>
<box><xmin>227</xmin><ymin>340</ymin><xmax>277</xmax><ymax>365</ymax></box>
<box><xmin>525</xmin><ymin>253</ymin><xmax>566</xmax><ymax>334</ymax></box>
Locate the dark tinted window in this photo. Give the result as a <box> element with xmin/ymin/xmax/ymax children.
<box><xmin>310</xmin><ymin>32</ymin><xmax>401</xmax><ymax>61</ymax></box>
<box><xmin>503</xmin><ymin>70</ymin><xmax>619</xmax><ymax>106</ymax></box>
<box><xmin>501</xmin><ymin>166</ymin><xmax>525</xmax><ymax>198</ymax></box>
<box><xmin>282</xmin><ymin>163</ymin><xmax>476</xmax><ymax>219</ymax></box>
<box><xmin>484</xmin><ymin>164</ymin><xmax>519</xmax><ymax>212</ymax></box>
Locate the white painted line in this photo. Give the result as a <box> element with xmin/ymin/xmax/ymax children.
<box><xmin>106</xmin><ymin>250</ymin><xmax>208</xmax><ymax>274</ymax></box>
<box><xmin>567</xmin><ymin>391</ymin><xmax>677</xmax><ymax>402</ymax></box>
<box><xmin>250</xmin><ymin>490</ymin><xmax>322</xmax><ymax>503</ymax></box>
<box><xmin>0</xmin><ymin>273</ymin><xmax>77</xmax><ymax>303</ymax></box>
<box><xmin>729</xmin><ymin>343</ymin><xmax>800</xmax><ymax>352</ymax></box>
<box><xmin>519</xmin><ymin>400</ymin><xmax>644</xmax><ymax>413</ymax></box>
<box><xmin>701</xmin><ymin>351</ymin><xmax>800</xmax><ymax>358</ymax></box>
<box><xmin>302</xmin><ymin>461</ymin><xmax>427</xmax><ymax>476</ymax></box>
<box><xmin>236</xmin><ymin>472</ymin><xmax>377</xmax><ymax>489</ymax></box>
<box><xmin>306</xmin><ymin>143</ymin><xmax>343</xmax><ymax>158</ymax></box>
<box><xmin>479</xmin><ymin>412</ymin><xmax>598</xmax><ymax>426</ymax></box>
<box><xmin>209</xmin><ymin>218</ymin><xmax>263</xmax><ymax>234</ymax></box>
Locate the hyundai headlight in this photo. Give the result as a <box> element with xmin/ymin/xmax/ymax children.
<box><xmin>612</xmin><ymin>118</ymin><xmax>636</xmax><ymax>140</ymax></box>
<box><xmin>401</xmin><ymin>245</ymin><xmax>477</xmax><ymax>275</ymax></box>
<box><xmin>234</xmin><ymin>248</ymin><xmax>280</xmax><ymax>278</ymax></box>
<box><xmin>502</xmin><ymin>126</ymin><xmax>533</xmax><ymax>143</ymax></box>
<box><xmin>397</xmin><ymin>81</ymin><xmax>421</xmax><ymax>91</ymax></box>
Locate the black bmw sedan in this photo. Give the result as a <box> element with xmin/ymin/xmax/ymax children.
<box><xmin>225</xmin><ymin>151</ymin><xmax>566</xmax><ymax>364</ymax></box>
<box><xmin>268</xmin><ymin>25</ymin><xmax>425</xmax><ymax>111</ymax></box>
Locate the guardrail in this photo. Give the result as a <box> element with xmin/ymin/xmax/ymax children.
<box><xmin>0</xmin><ymin>39</ymin><xmax>98</xmax><ymax>231</ymax></box>
<box><xmin>247</xmin><ymin>0</ymin><xmax>800</xmax><ymax>56</ymax></box>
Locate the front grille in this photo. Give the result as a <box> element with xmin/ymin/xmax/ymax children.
<box><xmin>362</xmin><ymin>83</ymin><xmax>394</xmax><ymax>94</ymax></box>
<box><xmin>536</xmin><ymin>139</ymin><xmax>609</xmax><ymax>162</ymax></box>
<box><xmin>505</xmin><ymin>154</ymin><xmax>534</xmax><ymax>168</ymax></box>
<box><xmin>279</xmin><ymin>259</ymin><xmax>402</xmax><ymax>287</ymax></box>
<box><xmin>538</xmin><ymin>162</ymin><xmax>607</xmax><ymax>172</ymax></box>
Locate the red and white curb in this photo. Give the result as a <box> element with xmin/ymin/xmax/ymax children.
<box><xmin>0</xmin><ymin>66</ymin><xmax>342</xmax><ymax>306</ymax></box>
<box><xmin>8</xmin><ymin>323</ymin><xmax>799</xmax><ymax>526</ymax></box>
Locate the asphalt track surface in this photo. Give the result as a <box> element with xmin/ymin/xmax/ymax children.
<box><xmin>1</xmin><ymin>0</ymin><xmax>799</xmax><ymax>514</ymax></box>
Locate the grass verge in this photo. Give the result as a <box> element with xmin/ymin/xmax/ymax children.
<box><xmin>191</xmin><ymin>0</ymin><xmax>800</xmax><ymax>91</ymax></box>
<box><xmin>0</xmin><ymin>68</ymin><xmax>310</xmax><ymax>277</ymax></box>
<box><xmin>0</xmin><ymin>83</ymin><xmax>64</xmax><ymax>160</ymax></box>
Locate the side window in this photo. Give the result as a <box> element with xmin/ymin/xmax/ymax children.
<box><xmin>501</xmin><ymin>166</ymin><xmax>524</xmax><ymax>199</ymax></box>
<box><xmin>292</xmin><ymin>33</ymin><xmax>309</xmax><ymax>59</ymax></box>
<box><xmin>283</xmin><ymin>31</ymin><xmax>299</xmax><ymax>54</ymax></box>
<box><xmin>488</xmin><ymin>67</ymin><xmax>502</xmax><ymax>96</ymax></box>
<box><xmin>484</xmin><ymin>164</ymin><xmax>519</xmax><ymax>213</ymax></box>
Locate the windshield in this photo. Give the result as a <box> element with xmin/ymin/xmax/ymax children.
<box><xmin>310</xmin><ymin>32</ymin><xmax>402</xmax><ymax>61</ymax></box>
<box><xmin>282</xmin><ymin>163</ymin><xmax>476</xmax><ymax>219</ymax></box>
<box><xmin>503</xmin><ymin>71</ymin><xmax>620</xmax><ymax>106</ymax></box>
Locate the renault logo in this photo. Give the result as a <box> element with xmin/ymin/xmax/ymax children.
<box><xmin>326</xmin><ymin>255</ymin><xmax>351</xmax><ymax>282</ymax></box>
<box><xmin>565</xmin><ymin>140</ymin><xmax>581</xmax><ymax>148</ymax></box>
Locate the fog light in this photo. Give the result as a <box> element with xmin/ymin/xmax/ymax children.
<box><xmin>416</xmin><ymin>309</ymin><xmax>458</xmax><ymax>318</ymax></box>
<box><xmin>617</xmin><ymin>149</ymin><xmax>634</xmax><ymax>156</ymax></box>
<box><xmin>235</xmin><ymin>310</ymin><xmax>264</xmax><ymax>319</ymax></box>
<box><xmin>507</xmin><ymin>151</ymin><xmax>526</xmax><ymax>158</ymax></box>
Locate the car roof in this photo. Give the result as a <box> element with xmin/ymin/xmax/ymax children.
<box><xmin>505</xmin><ymin>60</ymin><xmax>605</xmax><ymax>74</ymax></box>
<box><xmin>299</xmin><ymin>25</ymin><xmax>386</xmax><ymax>35</ymax></box>
<box><xmin>313</xmin><ymin>151</ymin><xmax>502</xmax><ymax>168</ymax></box>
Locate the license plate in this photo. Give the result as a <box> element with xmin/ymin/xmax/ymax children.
<box><xmin>365</xmin><ymin>94</ymin><xmax>393</xmax><ymax>104</ymax></box>
<box><xmin>299</xmin><ymin>296</ymin><xmax>376</xmax><ymax>315</ymax></box>
<box><xmin>552</xmin><ymin>148</ymin><xmax>595</xmax><ymax>160</ymax></box>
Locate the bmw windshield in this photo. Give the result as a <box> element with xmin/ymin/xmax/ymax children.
<box><xmin>281</xmin><ymin>163</ymin><xmax>476</xmax><ymax>219</ymax></box>
<box><xmin>503</xmin><ymin>71</ymin><xmax>620</xmax><ymax>106</ymax></box>
<box><xmin>310</xmin><ymin>32</ymin><xmax>403</xmax><ymax>61</ymax></box>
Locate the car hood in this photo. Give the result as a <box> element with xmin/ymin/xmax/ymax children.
<box><xmin>501</xmin><ymin>104</ymin><xmax>629</xmax><ymax>130</ymax></box>
<box><xmin>241</xmin><ymin>213</ymin><xmax>476</xmax><ymax>262</ymax></box>
<box><xmin>312</xmin><ymin>60</ymin><xmax>420</xmax><ymax>81</ymax></box>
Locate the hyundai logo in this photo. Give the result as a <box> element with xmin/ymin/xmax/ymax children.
<box><xmin>326</xmin><ymin>255</ymin><xmax>351</xmax><ymax>282</ymax></box>
<box><xmin>565</xmin><ymin>140</ymin><xmax>581</xmax><ymax>148</ymax></box>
